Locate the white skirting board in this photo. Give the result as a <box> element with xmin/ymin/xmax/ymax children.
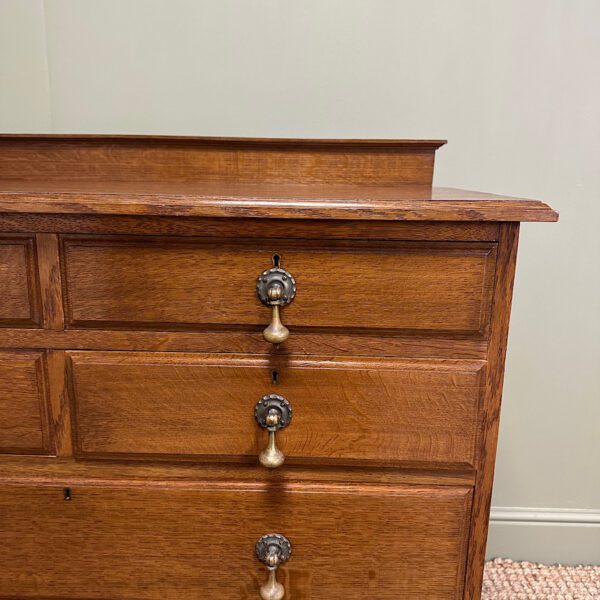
<box><xmin>486</xmin><ymin>507</ymin><xmax>600</xmax><ymax>566</ymax></box>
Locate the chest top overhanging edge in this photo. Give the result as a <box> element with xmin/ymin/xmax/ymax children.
<box><xmin>0</xmin><ymin>135</ymin><xmax>558</xmax><ymax>223</ymax></box>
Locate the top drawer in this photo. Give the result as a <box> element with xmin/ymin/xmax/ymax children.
<box><xmin>61</xmin><ymin>236</ymin><xmax>496</xmax><ymax>337</ymax></box>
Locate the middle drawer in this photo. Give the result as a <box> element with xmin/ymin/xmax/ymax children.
<box><xmin>68</xmin><ymin>351</ymin><xmax>484</xmax><ymax>469</ymax></box>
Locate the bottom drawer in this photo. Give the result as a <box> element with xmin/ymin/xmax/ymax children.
<box><xmin>0</xmin><ymin>482</ymin><xmax>471</xmax><ymax>599</ymax></box>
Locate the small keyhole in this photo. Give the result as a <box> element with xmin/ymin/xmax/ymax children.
<box><xmin>271</xmin><ymin>370</ymin><xmax>279</xmax><ymax>385</ymax></box>
<box><xmin>272</xmin><ymin>254</ymin><xmax>281</xmax><ymax>268</ymax></box>
<box><xmin>63</xmin><ymin>487</ymin><xmax>72</xmax><ymax>501</ymax></box>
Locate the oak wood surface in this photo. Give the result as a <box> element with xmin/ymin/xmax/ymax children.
<box><xmin>0</xmin><ymin>455</ymin><xmax>476</xmax><ymax>488</ymax></box>
<box><xmin>68</xmin><ymin>352</ymin><xmax>485</xmax><ymax>468</ymax></box>
<box><xmin>47</xmin><ymin>349</ymin><xmax>72</xmax><ymax>457</ymax></box>
<box><xmin>0</xmin><ymin>182</ymin><xmax>558</xmax><ymax>222</ymax></box>
<box><xmin>0</xmin><ymin>213</ymin><xmax>501</xmax><ymax>241</ymax></box>
<box><xmin>0</xmin><ymin>136</ymin><xmax>557</xmax><ymax>222</ymax></box>
<box><xmin>464</xmin><ymin>223</ymin><xmax>520</xmax><ymax>600</ymax></box>
<box><xmin>0</xmin><ymin>350</ymin><xmax>50</xmax><ymax>454</ymax></box>
<box><xmin>0</xmin><ymin>135</ymin><xmax>444</xmax><ymax>185</ymax></box>
<box><xmin>36</xmin><ymin>233</ymin><xmax>65</xmax><ymax>330</ymax></box>
<box><xmin>0</xmin><ymin>235</ymin><xmax>41</xmax><ymax>327</ymax></box>
<box><xmin>0</xmin><ymin>328</ymin><xmax>489</xmax><ymax>359</ymax></box>
<box><xmin>61</xmin><ymin>236</ymin><xmax>497</xmax><ymax>336</ymax></box>
<box><xmin>0</xmin><ymin>481</ymin><xmax>471</xmax><ymax>600</ymax></box>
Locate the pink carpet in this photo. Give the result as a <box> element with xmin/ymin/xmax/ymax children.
<box><xmin>483</xmin><ymin>558</ymin><xmax>600</xmax><ymax>599</ymax></box>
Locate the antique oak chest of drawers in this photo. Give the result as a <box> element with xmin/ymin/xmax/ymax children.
<box><xmin>0</xmin><ymin>135</ymin><xmax>557</xmax><ymax>599</ymax></box>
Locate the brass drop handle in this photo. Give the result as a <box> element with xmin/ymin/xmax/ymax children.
<box><xmin>255</xmin><ymin>534</ymin><xmax>291</xmax><ymax>600</ymax></box>
<box><xmin>255</xmin><ymin>394</ymin><xmax>292</xmax><ymax>469</ymax></box>
<box><xmin>256</xmin><ymin>265</ymin><xmax>296</xmax><ymax>345</ymax></box>
<box><xmin>264</xmin><ymin>285</ymin><xmax>288</xmax><ymax>345</ymax></box>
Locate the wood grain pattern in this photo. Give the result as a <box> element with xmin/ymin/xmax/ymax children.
<box><xmin>0</xmin><ymin>328</ymin><xmax>488</xmax><ymax>359</ymax></box>
<box><xmin>0</xmin><ymin>135</ymin><xmax>444</xmax><ymax>185</ymax></box>
<box><xmin>47</xmin><ymin>350</ymin><xmax>72</xmax><ymax>457</ymax></box>
<box><xmin>0</xmin><ymin>455</ymin><xmax>476</xmax><ymax>488</ymax></box>
<box><xmin>0</xmin><ymin>481</ymin><xmax>472</xmax><ymax>600</ymax></box>
<box><xmin>0</xmin><ymin>182</ymin><xmax>559</xmax><ymax>222</ymax></box>
<box><xmin>0</xmin><ymin>213</ymin><xmax>501</xmax><ymax>241</ymax></box>
<box><xmin>0</xmin><ymin>136</ymin><xmax>557</xmax><ymax>222</ymax></box>
<box><xmin>62</xmin><ymin>236</ymin><xmax>497</xmax><ymax>336</ymax></box>
<box><xmin>0</xmin><ymin>235</ymin><xmax>41</xmax><ymax>327</ymax></box>
<box><xmin>36</xmin><ymin>233</ymin><xmax>65</xmax><ymax>330</ymax></box>
<box><xmin>68</xmin><ymin>352</ymin><xmax>485</xmax><ymax>468</ymax></box>
<box><xmin>0</xmin><ymin>350</ymin><xmax>50</xmax><ymax>454</ymax></box>
<box><xmin>464</xmin><ymin>223</ymin><xmax>520</xmax><ymax>600</ymax></box>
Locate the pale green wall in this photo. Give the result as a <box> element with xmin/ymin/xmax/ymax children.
<box><xmin>1</xmin><ymin>0</ymin><xmax>599</xmax><ymax>563</ymax></box>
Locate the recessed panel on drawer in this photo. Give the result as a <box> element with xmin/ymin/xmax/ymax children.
<box><xmin>62</xmin><ymin>236</ymin><xmax>496</xmax><ymax>336</ymax></box>
<box><xmin>69</xmin><ymin>352</ymin><xmax>484</xmax><ymax>468</ymax></box>
<box><xmin>0</xmin><ymin>351</ymin><xmax>50</xmax><ymax>454</ymax></box>
<box><xmin>0</xmin><ymin>235</ymin><xmax>41</xmax><ymax>327</ymax></box>
<box><xmin>0</xmin><ymin>482</ymin><xmax>471</xmax><ymax>599</ymax></box>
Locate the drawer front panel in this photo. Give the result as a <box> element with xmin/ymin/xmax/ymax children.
<box><xmin>62</xmin><ymin>236</ymin><xmax>496</xmax><ymax>336</ymax></box>
<box><xmin>0</xmin><ymin>351</ymin><xmax>50</xmax><ymax>454</ymax></box>
<box><xmin>0</xmin><ymin>482</ymin><xmax>471</xmax><ymax>599</ymax></box>
<box><xmin>0</xmin><ymin>235</ymin><xmax>41</xmax><ymax>327</ymax></box>
<box><xmin>69</xmin><ymin>352</ymin><xmax>484</xmax><ymax>468</ymax></box>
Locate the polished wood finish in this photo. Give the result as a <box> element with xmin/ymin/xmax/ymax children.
<box><xmin>0</xmin><ymin>213</ymin><xmax>501</xmax><ymax>241</ymax></box>
<box><xmin>47</xmin><ymin>349</ymin><xmax>72</xmax><ymax>457</ymax></box>
<box><xmin>0</xmin><ymin>482</ymin><xmax>471</xmax><ymax>600</ymax></box>
<box><xmin>0</xmin><ymin>235</ymin><xmax>41</xmax><ymax>327</ymax></box>
<box><xmin>62</xmin><ymin>236</ymin><xmax>496</xmax><ymax>336</ymax></box>
<box><xmin>0</xmin><ymin>136</ymin><xmax>556</xmax><ymax>599</ymax></box>
<box><xmin>0</xmin><ymin>350</ymin><xmax>50</xmax><ymax>454</ymax></box>
<box><xmin>0</xmin><ymin>328</ymin><xmax>489</xmax><ymax>359</ymax></box>
<box><xmin>0</xmin><ymin>455</ymin><xmax>476</xmax><ymax>488</ymax></box>
<box><xmin>0</xmin><ymin>136</ymin><xmax>557</xmax><ymax>222</ymax></box>
<box><xmin>36</xmin><ymin>233</ymin><xmax>65</xmax><ymax>330</ymax></box>
<box><xmin>0</xmin><ymin>181</ymin><xmax>558</xmax><ymax>222</ymax></box>
<box><xmin>0</xmin><ymin>135</ymin><xmax>445</xmax><ymax>185</ymax></box>
<box><xmin>464</xmin><ymin>223</ymin><xmax>520</xmax><ymax>599</ymax></box>
<box><xmin>68</xmin><ymin>352</ymin><xmax>485</xmax><ymax>468</ymax></box>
